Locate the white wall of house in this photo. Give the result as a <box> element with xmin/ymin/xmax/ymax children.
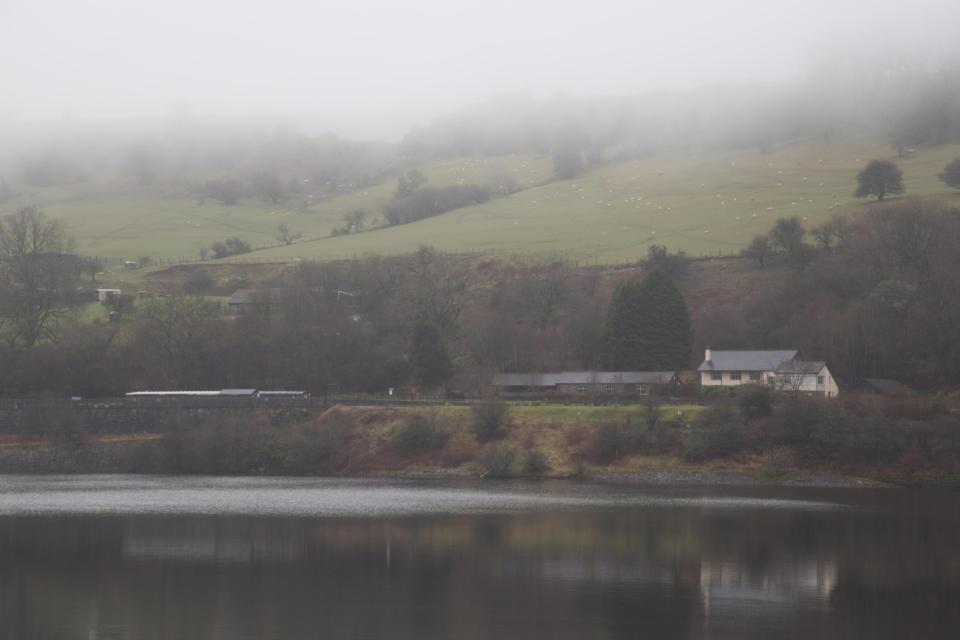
<box><xmin>700</xmin><ymin>371</ymin><xmax>774</xmax><ymax>387</ymax></box>
<box><xmin>774</xmin><ymin>366</ymin><xmax>840</xmax><ymax>397</ymax></box>
<box><xmin>701</xmin><ymin>366</ymin><xmax>840</xmax><ymax>397</ymax></box>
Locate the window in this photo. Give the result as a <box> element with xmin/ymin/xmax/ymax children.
<box><xmin>710</xmin><ymin>372</ymin><xmax>722</xmax><ymax>381</ymax></box>
<box><xmin>602</xmin><ymin>384</ymin><xmax>614</xmax><ymax>394</ymax></box>
<box><xmin>749</xmin><ymin>372</ymin><xmax>762</xmax><ymax>381</ymax></box>
<box><xmin>817</xmin><ymin>375</ymin><xmax>825</xmax><ymax>385</ymax></box>
<box><xmin>730</xmin><ymin>372</ymin><xmax>742</xmax><ymax>381</ymax></box>
<box><xmin>575</xmin><ymin>384</ymin><xmax>586</xmax><ymax>394</ymax></box>
<box><xmin>637</xmin><ymin>385</ymin><xmax>648</xmax><ymax>396</ymax></box>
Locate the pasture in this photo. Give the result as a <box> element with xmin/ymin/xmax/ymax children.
<box><xmin>248</xmin><ymin>141</ymin><xmax>960</xmax><ymax>263</ymax></box>
<box><xmin>4</xmin><ymin>141</ymin><xmax>960</xmax><ymax>265</ymax></box>
<box><xmin>1</xmin><ymin>155</ymin><xmax>551</xmax><ymax>263</ymax></box>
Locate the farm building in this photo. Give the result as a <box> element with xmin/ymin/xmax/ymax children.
<box><xmin>492</xmin><ymin>371</ymin><xmax>678</xmax><ymax>400</ymax></box>
<box><xmin>697</xmin><ymin>349</ymin><xmax>839</xmax><ymax>397</ymax></box>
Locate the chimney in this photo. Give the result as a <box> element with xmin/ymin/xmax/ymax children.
<box><xmin>705</xmin><ymin>347</ymin><xmax>712</xmax><ymax>363</ymax></box>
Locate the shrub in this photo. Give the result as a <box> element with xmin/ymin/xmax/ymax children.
<box><xmin>471</xmin><ymin>400</ymin><xmax>510</xmax><ymax>442</ymax></box>
<box><xmin>760</xmin><ymin>447</ymin><xmax>795</xmax><ymax>479</ymax></box>
<box><xmin>682</xmin><ymin>406</ymin><xmax>747</xmax><ymax>462</ymax></box>
<box><xmin>522</xmin><ymin>449</ymin><xmax>550</xmax><ymax>476</ymax></box>
<box><xmin>392</xmin><ymin>414</ymin><xmax>448</xmax><ymax>454</ymax></box>
<box><xmin>584</xmin><ymin>423</ymin><xmax>626</xmax><ymax>464</ymax></box>
<box><xmin>738</xmin><ymin>384</ymin><xmax>776</xmax><ymax>419</ymax></box>
<box><xmin>182</xmin><ymin>269</ymin><xmax>215</xmax><ymax>294</ymax></box>
<box><xmin>209</xmin><ymin>237</ymin><xmax>252</xmax><ymax>259</ymax></box>
<box><xmin>481</xmin><ymin>443</ymin><xmax>517</xmax><ymax>477</ymax></box>
<box><xmin>275</xmin><ymin>419</ymin><xmax>353</xmax><ymax>474</ymax></box>
<box><xmin>16</xmin><ymin>403</ymin><xmax>85</xmax><ymax>446</ymax></box>
<box><xmin>383</xmin><ymin>184</ymin><xmax>491</xmax><ymax>226</ymax></box>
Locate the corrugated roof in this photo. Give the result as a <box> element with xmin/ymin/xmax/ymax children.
<box><xmin>219</xmin><ymin>388</ymin><xmax>258</xmax><ymax>396</ymax></box>
<box><xmin>697</xmin><ymin>350</ymin><xmax>798</xmax><ymax>372</ymax></box>
<box><xmin>493</xmin><ymin>371</ymin><xmax>676</xmax><ymax>387</ymax></box>
<box><xmin>492</xmin><ymin>373</ymin><xmax>558</xmax><ymax>387</ymax></box>
<box><xmin>125</xmin><ymin>391</ymin><xmax>221</xmax><ymax>397</ymax></box>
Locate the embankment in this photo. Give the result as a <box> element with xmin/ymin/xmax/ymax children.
<box><xmin>0</xmin><ymin>404</ymin><xmax>946</xmax><ymax>487</ymax></box>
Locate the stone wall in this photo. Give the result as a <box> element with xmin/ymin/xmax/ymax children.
<box><xmin>0</xmin><ymin>402</ymin><xmax>322</xmax><ymax>435</ymax></box>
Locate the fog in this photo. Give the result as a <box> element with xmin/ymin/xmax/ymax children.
<box><xmin>2</xmin><ymin>0</ymin><xmax>959</xmax><ymax>141</ymax></box>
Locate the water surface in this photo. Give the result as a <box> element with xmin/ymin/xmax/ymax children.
<box><xmin>0</xmin><ymin>476</ymin><xmax>956</xmax><ymax>639</ymax></box>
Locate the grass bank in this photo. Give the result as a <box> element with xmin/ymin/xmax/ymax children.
<box><xmin>2</xmin><ymin>400</ymin><xmax>955</xmax><ymax>486</ymax></box>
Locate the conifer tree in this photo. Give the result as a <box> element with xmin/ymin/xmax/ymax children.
<box><xmin>636</xmin><ymin>270</ymin><xmax>693</xmax><ymax>369</ymax></box>
<box><xmin>600</xmin><ymin>271</ymin><xmax>692</xmax><ymax>370</ymax></box>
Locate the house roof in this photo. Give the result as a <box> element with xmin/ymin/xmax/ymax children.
<box><xmin>775</xmin><ymin>360</ymin><xmax>827</xmax><ymax>374</ymax></box>
<box><xmin>697</xmin><ymin>350</ymin><xmax>798</xmax><ymax>372</ymax></box>
<box><xmin>861</xmin><ymin>378</ymin><xmax>917</xmax><ymax>396</ymax></box>
<box><xmin>493</xmin><ymin>371</ymin><xmax>676</xmax><ymax>387</ymax></box>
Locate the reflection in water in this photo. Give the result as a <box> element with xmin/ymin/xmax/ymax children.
<box><xmin>0</xmin><ymin>478</ymin><xmax>958</xmax><ymax>639</ymax></box>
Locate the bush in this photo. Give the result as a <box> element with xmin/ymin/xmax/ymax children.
<box><xmin>275</xmin><ymin>420</ymin><xmax>353</xmax><ymax>474</ymax></box>
<box><xmin>392</xmin><ymin>414</ymin><xmax>448</xmax><ymax>454</ymax></box>
<box><xmin>481</xmin><ymin>443</ymin><xmax>517</xmax><ymax>477</ymax></box>
<box><xmin>682</xmin><ymin>406</ymin><xmax>747</xmax><ymax>462</ymax></box>
<box><xmin>383</xmin><ymin>184</ymin><xmax>492</xmax><ymax>226</ymax></box>
<box><xmin>16</xmin><ymin>403</ymin><xmax>85</xmax><ymax>446</ymax></box>
<box><xmin>584</xmin><ymin>423</ymin><xmax>626</xmax><ymax>464</ymax></box>
<box><xmin>522</xmin><ymin>449</ymin><xmax>550</xmax><ymax>476</ymax></box>
<box><xmin>210</xmin><ymin>237</ymin><xmax>252</xmax><ymax>259</ymax></box>
<box><xmin>471</xmin><ymin>400</ymin><xmax>510</xmax><ymax>442</ymax></box>
<box><xmin>182</xmin><ymin>269</ymin><xmax>215</xmax><ymax>294</ymax></box>
<box><xmin>738</xmin><ymin>384</ymin><xmax>776</xmax><ymax>419</ymax></box>
<box><xmin>162</xmin><ymin>414</ymin><xmax>273</xmax><ymax>474</ymax></box>
<box><xmin>760</xmin><ymin>446</ymin><xmax>795</xmax><ymax>479</ymax></box>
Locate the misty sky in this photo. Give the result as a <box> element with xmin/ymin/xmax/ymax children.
<box><xmin>2</xmin><ymin>0</ymin><xmax>958</xmax><ymax>140</ymax></box>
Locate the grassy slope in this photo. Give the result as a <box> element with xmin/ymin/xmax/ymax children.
<box><xmin>2</xmin><ymin>155</ymin><xmax>551</xmax><ymax>262</ymax></box>
<box><xmin>249</xmin><ymin>141</ymin><xmax>960</xmax><ymax>263</ymax></box>
<box><xmin>6</xmin><ymin>141</ymin><xmax>960</xmax><ymax>265</ymax></box>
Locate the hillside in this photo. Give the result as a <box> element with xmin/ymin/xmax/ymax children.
<box><xmin>4</xmin><ymin>140</ymin><xmax>960</xmax><ymax>265</ymax></box>
<box><xmin>239</xmin><ymin>141</ymin><xmax>960</xmax><ymax>263</ymax></box>
<box><xmin>1</xmin><ymin>155</ymin><xmax>551</xmax><ymax>262</ymax></box>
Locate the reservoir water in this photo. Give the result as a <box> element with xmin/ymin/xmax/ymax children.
<box><xmin>0</xmin><ymin>476</ymin><xmax>957</xmax><ymax>639</ymax></box>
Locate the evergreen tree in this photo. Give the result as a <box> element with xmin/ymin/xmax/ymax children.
<box><xmin>409</xmin><ymin>321</ymin><xmax>454</xmax><ymax>388</ymax></box>
<box><xmin>600</xmin><ymin>271</ymin><xmax>692</xmax><ymax>370</ymax></box>
<box><xmin>600</xmin><ymin>280</ymin><xmax>645</xmax><ymax>369</ymax></box>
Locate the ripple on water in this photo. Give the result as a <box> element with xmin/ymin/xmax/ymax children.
<box><xmin>0</xmin><ymin>475</ymin><xmax>846</xmax><ymax>517</ymax></box>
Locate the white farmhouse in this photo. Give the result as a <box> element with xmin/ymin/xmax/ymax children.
<box><xmin>697</xmin><ymin>348</ymin><xmax>839</xmax><ymax>397</ymax></box>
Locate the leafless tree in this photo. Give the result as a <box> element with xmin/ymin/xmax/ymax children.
<box><xmin>0</xmin><ymin>207</ymin><xmax>78</xmax><ymax>349</ymax></box>
<box><xmin>519</xmin><ymin>260</ymin><xmax>571</xmax><ymax>330</ymax></box>
<box><xmin>276</xmin><ymin>223</ymin><xmax>302</xmax><ymax>245</ymax></box>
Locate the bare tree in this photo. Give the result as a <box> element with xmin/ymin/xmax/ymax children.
<box><xmin>403</xmin><ymin>245</ymin><xmax>467</xmax><ymax>333</ymax></box>
<box><xmin>772</xmin><ymin>361</ymin><xmax>809</xmax><ymax>397</ymax></box>
<box><xmin>0</xmin><ymin>208</ymin><xmax>78</xmax><ymax>349</ymax></box>
<box><xmin>276</xmin><ymin>223</ymin><xmax>302</xmax><ymax>245</ymax></box>
<box><xmin>519</xmin><ymin>260</ymin><xmax>570</xmax><ymax>330</ymax></box>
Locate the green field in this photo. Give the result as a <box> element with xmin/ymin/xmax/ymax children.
<box><xmin>246</xmin><ymin>141</ymin><xmax>960</xmax><ymax>263</ymax></box>
<box><xmin>1</xmin><ymin>155</ymin><xmax>551</xmax><ymax>263</ymax></box>
<box><xmin>5</xmin><ymin>141</ymin><xmax>960</xmax><ymax>264</ymax></box>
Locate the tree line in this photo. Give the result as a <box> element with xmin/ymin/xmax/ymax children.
<box><xmin>2</xmin><ymin>195</ymin><xmax>960</xmax><ymax>396</ymax></box>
